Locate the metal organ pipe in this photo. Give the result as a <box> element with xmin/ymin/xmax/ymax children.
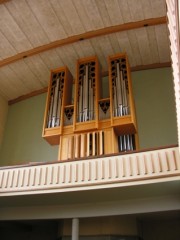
<box><xmin>78</xmin><ymin>62</ymin><xmax>94</xmax><ymax>122</ymax></box>
<box><xmin>112</xmin><ymin>59</ymin><xmax>129</xmax><ymax>117</ymax></box>
<box><xmin>118</xmin><ymin>134</ymin><xmax>135</xmax><ymax>152</ymax></box>
<box><xmin>47</xmin><ymin>74</ymin><xmax>63</xmax><ymax>128</ymax></box>
<box><xmin>51</xmin><ymin>77</ymin><xmax>59</xmax><ymax>127</ymax></box>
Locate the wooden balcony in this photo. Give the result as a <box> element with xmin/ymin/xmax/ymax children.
<box><xmin>0</xmin><ymin>146</ymin><xmax>180</xmax><ymax>196</ymax></box>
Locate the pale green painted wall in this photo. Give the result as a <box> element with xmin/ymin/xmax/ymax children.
<box><xmin>0</xmin><ymin>68</ymin><xmax>178</xmax><ymax>166</ymax></box>
<box><xmin>0</xmin><ymin>94</ymin><xmax>58</xmax><ymax>166</ymax></box>
<box><xmin>0</xmin><ymin>94</ymin><xmax>8</xmax><ymax>151</ymax></box>
<box><xmin>132</xmin><ymin>67</ymin><xmax>178</xmax><ymax>149</ymax></box>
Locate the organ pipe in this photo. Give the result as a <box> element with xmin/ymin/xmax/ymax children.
<box><xmin>111</xmin><ymin>58</ymin><xmax>130</xmax><ymax>117</ymax></box>
<box><xmin>77</xmin><ymin>62</ymin><xmax>95</xmax><ymax>122</ymax></box>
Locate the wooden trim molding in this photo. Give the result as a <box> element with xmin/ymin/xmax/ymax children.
<box><xmin>1</xmin><ymin>17</ymin><xmax>167</xmax><ymax>68</ymax></box>
<box><xmin>8</xmin><ymin>87</ymin><xmax>48</xmax><ymax>105</ymax></box>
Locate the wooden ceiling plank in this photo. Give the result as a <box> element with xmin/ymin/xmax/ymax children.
<box><xmin>150</xmin><ymin>0</ymin><xmax>166</xmax><ymax>18</ymax></box>
<box><xmin>82</xmin><ymin>0</ymin><xmax>105</xmax><ymax>30</ymax></box>
<box><xmin>5</xmin><ymin>0</ymin><xmax>50</xmax><ymax>47</ymax></box>
<box><xmin>0</xmin><ymin>30</ymin><xmax>17</xmax><ymax>59</ymax></box>
<box><xmin>104</xmin><ymin>0</ymin><xmax>124</xmax><ymax>25</ymax></box>
<box><xmin>0</xmin><ymin>4</ymin><xmax>32</xmax><ymax>52</ymax></box>
<box><xmin>9</xmin><ymin>61</ymin><xmax>43</xmax><ymax>91</ymax></box>
<box><xmin>0</xmin><ymin>71</ymin><xmax>21</xmax><ymax>99</ymax></box>
<box><xmin>127</xmin><ymin>0</ymin><xmax>144</xmax><ymax>21</ymax></box>
<box><xmin>108</xmin><ymin>34</ymin><xmax>121</xmax><ymax>54</ymax></box>
<box><xmin>117</xmin><ymin>0</ymin><xmax>132</xmax><ymax>23</ymax></box>
<box><xmin>57</xmin><ymin>0</ymin><xmax>85</xmax><ymax>35</ymax></box>
<box><xmin>71</xmin><ymin>42</ymin><xmax>86</xmax><ymax>59</ymax></box>
<box><xmin>116</xmin><ymin>31</ymin><xmax>136</xmax><ymax>66</ymax></box>
<box><xmin>56</xmin><ymin>44</ymin><xmax>79</xmax><ymax>76</ymax></box>
<box><xmin>155</xmin><ymin>25</ymin><xmax>171</xmax><ymax>62</ymax></box>
<box><xmin>135</xmin><ymin>28</ymin><xmax>153</xmax><ymax>65</ymax></box>
<box><xmin>1</xmin><ymin>65</ymin><xmax>30</xmax><ymax>95</ymax></box>
<box><xmin>146</xmin><ymin>26</ymin><xmax>160</xmax><ymax>63</ymax></box>
<box><xmin>50</xmin><ymin>0</ymin><xmax>73</xmax><ymax>37</ymax></box>
<box><xmin>27</xmin><ymin>0</ymin><xmax>67</xmax><ymax>41</ymax></box>
<box><xmin>98</xmin><ymin>35</ymin><xmax>115</xmax><ymax>62</ymax></box>
<box><xmin>140</xmin><ymin>0</ymin><xmax>153</xmax><ymax>19</ymax></box>
<box><xmin>39</xmin><ymin>49</ymin><xmax>64</xmax><ymax>70</ymax></box>
<box><xmin>127</xmin><ymin>30</ymin><xmax>142</xmax><ymax>66</ymax></box>
<box><xmin>23</xmin><ymin>55</ymin><xmax>50</xmax><ymax>87</ymax></box>
<box><xmin>0</xmin><ymin>16</ymin><xmax>167</xmax><ymax>68</ymax></box>
<box><xmin>70</xmin><ymin>0</ymin><xmax>92</xmax><ymax>32</ymax></box>
<box><xmin>95</xmin><ymin>0</ymin><xmax>112</xmax><ymax>28</ymax></box>
<box><xmin>90</xmin><ymin>38</ymin><xmax>107</xmax><ymax>71</ymax></box>
<box><xmin>77</xmin><ymin>40</ymin><xmax>96</xmax><ymax>58</ymax></box>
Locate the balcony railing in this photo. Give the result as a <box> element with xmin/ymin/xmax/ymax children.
<box><xmin>0</xmin><ymin>146</ymin><xmax>180</xmax><ymax>196</ymax></box>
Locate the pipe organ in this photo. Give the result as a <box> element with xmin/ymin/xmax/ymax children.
<box><xmin>42</xmin><ymin>54</ymin><xmax>138</xmax><ymax>161</ymax></box>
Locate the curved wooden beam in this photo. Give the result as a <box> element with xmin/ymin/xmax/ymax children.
<box><xmin>1</xmin><ymin>17</ymin><xmax>167</xmax><ymax>68</ymax></box>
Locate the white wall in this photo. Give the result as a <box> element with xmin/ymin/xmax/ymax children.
<box><xmin>0</xmin><ymin>95</ymin><xmax>8</xmax><ymax>150</ymax></box>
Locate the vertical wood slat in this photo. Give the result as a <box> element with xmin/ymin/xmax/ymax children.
<box><xmin>74</xmin><ymin>134</ymin><xmax>80</xmax><ymax>158</ymax></box>
<box><xmin>87</xmin><ymin>133</ymin><xmax>90</xmax><ymax>157</ymax></box>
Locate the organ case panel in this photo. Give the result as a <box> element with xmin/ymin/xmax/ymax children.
<box><xmin>42</xmin><ymin>66</ymin><xmax>73</xmax><ymax>145</ymax></box>
<box><xmin>108</xmin><ymin>53</ymin><xmax>137</xmax><ymax>135</ymax></box>
<box><xmin>73</xmin><ymin>56</ymin><xmax>101</xmax><ymax>132</ymax></box>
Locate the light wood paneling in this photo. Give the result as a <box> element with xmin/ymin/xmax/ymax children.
<box><xmin>0</xmin><ymin>0</ymin><xmax>170</xmax><ymax>102</ymax></box>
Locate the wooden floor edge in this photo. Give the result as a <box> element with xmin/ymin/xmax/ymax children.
<box><xmin>8</xmin><ymin>62</ymin><xmax>171</xmax><ymax>105</ymax></box>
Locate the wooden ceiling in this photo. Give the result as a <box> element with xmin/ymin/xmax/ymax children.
<box><xmin>0</xmin><ymin>0</ymin><xmax>170</xmax><ymax>103</ymax></box>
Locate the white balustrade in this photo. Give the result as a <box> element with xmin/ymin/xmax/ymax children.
<box><xmin>0</xmin><ymin>147</ymin><xmax>180</xmax><ymax>195</ymax></box>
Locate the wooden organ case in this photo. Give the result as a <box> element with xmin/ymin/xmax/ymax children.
<box><xmin>42</xmin><ymin>54</ymin><xmax>138</xmax><ymax>161</ymax></box>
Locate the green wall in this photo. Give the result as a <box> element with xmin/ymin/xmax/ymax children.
<box><xmin>0</xmin><ymin>67</ymin><xmax>178</xmax><ymax>166</ymax></box>
<box><xmin>132</xmin><ymin>67</ymin><xmax>177</xmax><ymax>149</ymax></box>
<box><xmin>0</xmin><ymin>94</ymin><xmax>58</xmax><ymax>166</ymax></box>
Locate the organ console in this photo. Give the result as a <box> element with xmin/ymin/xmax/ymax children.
<box><xmin>42</xmin><ymin>53</ymin><xmax>138</xmax><ymax>161</ymax></box>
